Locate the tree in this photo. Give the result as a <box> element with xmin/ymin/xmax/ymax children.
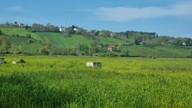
<box><xmin>31</xmin><ymin>23</ymin><xmax>45</xmax><ymax>32</ymax></box>
<box><xmin>45</xmin><ymin>23</ymin><xmax>59</xmax><ymax>32</ymax></box>
<box><xmin>82</xmin><ymin>30</ymin><xmax>92</xmax><ymax>38</ymax></box>
<box><xmin>0</xmin><ymin>37</ymin><xmax>11</xmax><ymax>53</ymax></box>
<box><xmin>124</xmin><ymin>31</ymin><xmax>129</xmax><ymax>37</ymax></box>
<box><xmin>99</xmin><ymin>30</ymin><xmax>112</xmax><ymax>37</ymax></box>
<box><xmin>14</xmin><ymin>21</ymin><xmax>18</xmax><ymax>25</ymax></box>
<box><xmin>10</xmin><ymin>43</ymin><xmax>21</xmax><ymax>54</ymax></box>
<box><xmin>134</xmin><ymin>37</ymin><xmax>143</xmax><ymax>45</ymax></box>
<box><xmin>26</xmin><ymin>34</ymin><xmax>32</xmax><ymax>38</ymax></box>
<box><xmin>134</xmin><ymin>39</ymin><xmax>140</xmax><ymax>45</ymax></box>
<box><xmin>184</xmin><ymin>38</ymin><xmax>192</xmax><ymax>46</ymax></box>
<box><xmin>173</xmin><ymin>38</ymin><xmax>183</xmax><ymax>46</ymax></box>
<box><xmin>39</xmin><ymin>47</ymin><xmax>50</xmax><ymax>55</ymax></box>
<box><xmin>90</xmin><ymin>30</ymin><xmax>99</xmax><ymax>36</ymax></box>
<box><xmin>67</xmin><ymin>26</ymin><xmax>75</xmax><ymax>34</ymax></box>
<box><xmin>121</xmin><ymin>49</ymin><xmax>129</xmax><ymax>57</ymax></box>
<box><xmin>25</xmin><ymin>24</ymin><xmax>30</xmax><ymax>30</ymax></box>
<box><xmin>0</xmin><ymin>30</ymin><xmax>3</xmax><ymax>35</ymax></box>
<box><xmin>40</xmin><ymin>38</ymin><xmax>52</xmax><ymax>55</ymax></box>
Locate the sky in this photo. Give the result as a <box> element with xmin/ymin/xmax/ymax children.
<box><xmin>1</xmin><ymin>0</ymin><xmax>192</xmax><ymax>37</ymax></box>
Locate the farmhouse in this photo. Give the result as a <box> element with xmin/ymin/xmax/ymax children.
<box><xmin>0</xmin><ymin>58</ymin><xmax>4</xmax><ymax>64</ymax></box>
<box><xmin>86</xmin><ymin>62</ymin><xmax>102</xmax><ymax>67</ymax></box>
<box><xmin>182</xmin><ymin>42</ymin><xmax>187</xmax><ymax>47</ymax></box>
<box><xmin>107</xmin><ymin>45</ymin><xmax>115</xmax><ymax>51</ymax></box>
<box><xmin>59</xmin><ymin>26</ymin><xmax>67</xmax><ymax>32</ymax></box>
<box><xmin>73</xmin><ymin>27</ymin><xmax>81</xmax><ymax>32</ymax></box>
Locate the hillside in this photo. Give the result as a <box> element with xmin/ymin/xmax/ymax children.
<box><xmin>0</xmin><ymin>23</ymin><xmax>192</xmax><ymax>58</ymax></box>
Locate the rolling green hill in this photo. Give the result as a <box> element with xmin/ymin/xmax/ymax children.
<box><xmin>0</xmin><ymin>27</ymin><xmax>41</xmax><ymax>40</ymax></box>
<box><xmin>0</xmin><ymin>26</ymin><xmax>191</xmax><ymax>57</ymax></box>
<box><xmin>36</xmin><ymin>32</ymin><xmax>94</xmax><ymax>48</ymax></box>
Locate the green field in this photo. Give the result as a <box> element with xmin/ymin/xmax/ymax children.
<box><xmin>0</xmin><ymin>27</ymin><xmax>41</xmax><ymax>40</ymax></box>
<box><xmin>36</xmin><ymin>32</ymin><xmax>94</xmax><ymax>48</ymax></box>
<box><xmin>127</xmin><ymin>45</ymin><xmax>191</xmax><ymax>58</ymax></box>
<box><xmin>1</xmin><ymin>56</ymin><xmax>192</xmax><ymax>108</ymax></box>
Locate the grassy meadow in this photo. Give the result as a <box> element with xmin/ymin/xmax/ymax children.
<box><xmin>1</xmin><ymin>56</ymin><xmax>192</xmax><ymax>108</ymax></box>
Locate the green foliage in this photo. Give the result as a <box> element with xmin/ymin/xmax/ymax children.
<box><xmin>99</xmin><ymin>37</ymin><xmax>125</xmax><ymax>45</ymax></box>
<box><xmin>0</xmin><ymin>29</ymin><xmax>4</xmax><ymax>35</ymax></box>
<box><xmin>120</xmin><ymin>48</ymin><xmax>129</xmax><ymax>57</ymax></box>
<box><xmin>134</xmin><ymin>38</ymin><xmax>141</xmax><ymax>45</ymax></box>
<box><xmin>173</xmin><ymin>38</ymin><xmax>183</xmax><ymax>46</ymax></box>
<box><xmin>0</xmin><ymin>35</ymin><xmax>42</xmax><ymax>54</ymax></box>
<box><xmin>30</xmin><ymin>23</ymin><xmax>59</xmax><ymax>32</ymax></box>
<box><xmin>26</xmin><ymin>34</ymin><xmax>32</xmax><ymax>38</ymax></box>
<box><xmin>0</xmin><ymin>36</ymin><xmax>11</xmax><ymax>53</ymax></box>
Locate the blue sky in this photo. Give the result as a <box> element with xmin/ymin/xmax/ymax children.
<box><xmin>1</xmin><ymin>0</ymin><xmax>192</xmax><ymax>37</ymax></box>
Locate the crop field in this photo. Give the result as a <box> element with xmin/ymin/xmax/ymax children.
<box><xmin>1</xmin><ymin>56</ymin><xmax>192</xmax><ymax>108</ymax></box>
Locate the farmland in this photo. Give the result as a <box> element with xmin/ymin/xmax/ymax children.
<box><xmin>1</xmin><ymin>56</ymin><xmax>192</xmax><ymax>108</ymax></box>
<box><xmin>1</xmin><ymin>26</ymin><xmax>192</xmax><ymax>57</ymax></box>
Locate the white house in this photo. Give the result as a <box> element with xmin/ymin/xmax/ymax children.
<box><xmin>182</xmin><ymin>42</ymin><xmax>187</xmax><ymax>47</ymax></box>
<box><xmin>74</xmin><ymin>27</ymin><xmax>80</xmax><ymax>32</ymax></box>
<box><xmin>59</xmin><ymin>27</ymin><xmax>67</xmax><ymax>32</ymax></box>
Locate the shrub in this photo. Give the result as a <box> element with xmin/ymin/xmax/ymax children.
<box><xmin>19</xmin><ymin>59</ymin><xmax>25</xmax><ymax>63</ymax></box>
<box><xmin>26</xmin><ymin>34</ymin><xmax>32</xmax><ymax>38</ymax></box>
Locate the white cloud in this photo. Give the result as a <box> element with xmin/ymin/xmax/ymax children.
<box><xmin>95</xmin><ymin>3</ymin><xmax>192</xmax><ymax>22</ymax></box>
<box><xmin>4</xmin><ymin>6</ymin><xmax>24</xmax><ymax>12</ymax></box>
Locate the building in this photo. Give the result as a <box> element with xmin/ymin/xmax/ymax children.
<box><xmin>59</xmin><ymin>26</ymin><xmax>67</xmax><ymax>32</ymax></box>
<box><xmin>107</xmin><ymin>45</ymin><xmax>115</xmax><ymax>51</ymax></box>
<box><xmin>182</xmin><ymin>42</ymin><xmax>187</xmax><ymax>47</ymax></box>
<box><xmin>74</xmin><ymin>27</ymin><xmax>81</xmax><ymax>32</ymax></box>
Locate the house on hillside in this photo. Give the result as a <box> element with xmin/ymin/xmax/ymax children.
<box><xmin>74</xmin><ymin>27</ymin><xmax>81</xmax><ymax>32</ymax></box>
<box><xmin>107</xmin><ymin>45</ymin><xmax>115</xmax><ymax>51</ymax></box>
<box><xmin>59</xmin><ymin>25</ymin><xmax>81</xmax><ymax>33</ymax></box>
<box><xmin>0</xmin><ymin>58</ymin><xmax>4</xmax><ymax>64</ymax></box>
<box><xmin>182</xmin><ymin>42</ymin><xmax>187</xmax><ymax>47</ymax></box>
<box><xmin>59</xmin><ymin>26</ymin><xmax>67</xmax><ymax>32</ymax></box>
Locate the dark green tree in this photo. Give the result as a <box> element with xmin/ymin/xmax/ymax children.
<box><xmin>39</xmin><ymin>38</ymin><xmax>52</xmax><ymax>55</ymax></box>
<box><xmin>0</xmin><ymin>30</ymin><xmax>3</xmax><ymax>35</ymax></box>
<box><xmin>173</xmin><ymin>38</ymin><xmax>183</xmax><ymax>46</ymax></box>
<box><xmin>31</xmin><ymin>23</ymin><xmax>45</xmax><ymax>32</ymax></box>
<box><xmin>122</xmin><ymin>49</ymin><xmax>129</xmax><ymax>57</ymax></box>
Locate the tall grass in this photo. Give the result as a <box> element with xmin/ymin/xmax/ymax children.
<box><xmin>1</xmin><ymin>56</ymin><xmax>192</xmax><ymax>107</ymax></box>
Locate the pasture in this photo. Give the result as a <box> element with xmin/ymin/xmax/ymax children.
<box><xmin>1</xmin><ymin>56</ymin><xmax>192</xmax><ymax>108</ymax></box>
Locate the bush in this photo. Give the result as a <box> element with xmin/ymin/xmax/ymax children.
<box><xmin>39</xmin><ymin>47</ymin><xmax>50</xmax><ymax>55</ymax></box>
<box><xmin>19</xmin><ymin>59</ymin><xmax>25</xmax><ymax>63</ymax></box>
<box><xmin>0</xmin><ymin>30</ymin><xmax>4</xmax><ymax>35</ymax></box>
<box><xmin>26</xmin><ymin>34</ymin><xmax>32</xmax><ymax>38</ymax></box>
